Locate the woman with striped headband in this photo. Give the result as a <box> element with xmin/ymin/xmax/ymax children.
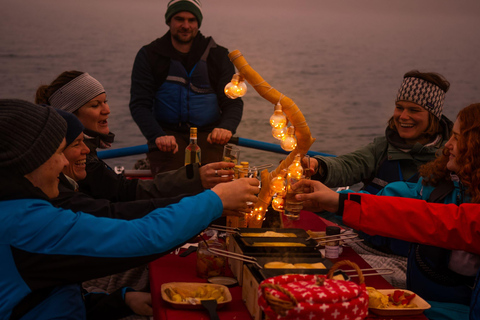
<box><xmin>36</xmin><ymin>71</ymin><xmax>236</xmax><ymax>202</ymax></box>
<box><xmin>305</xmin><ymin>70</ymin><xmax>453</xmax><ymax>288</ymax></box>
<box><xmin>34</xmin><ymin>71</ymin><xmax>248</xmax><ymax>319</ymax></box>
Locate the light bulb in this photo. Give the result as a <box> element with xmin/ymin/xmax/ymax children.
<box><xmin>224</xmin><ymin>73</ymin><xmax>247</xmax><ymax>99</ymax></box>
<box><xmin>270</xmin><ymin>175</ymin><xmax>286</xmax><ymax>196</ymax></box>
<box><xmin>269</xmin><ymin>103</ymin><xmax>287</xmax><ymax>129</ymax></box>
<box><xmin>281</xmin><ymin>126</ymin><xmax>297</xmax><ymax>151</ymax></box>
<box><xmin>272</xmin><ymin>196</ymin><xmax>285</xmax><ymax>212</ymax></box>
<box><xmin>287</xmin><ymin>154</ymin><xmax>304</xmax><ymax>180</ymax></box>
<box><xmin>272</xmin><ymin>127</ymin><xmax>287</xmax><ymax>140</ymax></box>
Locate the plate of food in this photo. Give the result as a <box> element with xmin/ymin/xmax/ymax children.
<box><xmin>367</xmin><ymin>288</ymin><xmax>431</xmax><ymax>316</ymax></box>
<box><xmin>161</xmin><ymin>282</ymin><xmax>232</xmax><ymax>310</ymax></box>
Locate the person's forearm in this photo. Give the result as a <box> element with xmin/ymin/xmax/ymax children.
<box><xmin>341</xmin><ymin>193</ymin><xmax>480</xmax><ymax>255</ymax></box>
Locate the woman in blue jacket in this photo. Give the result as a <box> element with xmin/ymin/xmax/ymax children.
<box><xmin>0</xmin><ymin>99</ymin><xmax>259</xmax><ymax>320</ymax></box>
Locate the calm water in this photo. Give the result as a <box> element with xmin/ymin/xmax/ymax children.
<box><xmin>1</xmin><ymin>0</ymin><xmax>480</xmax><ymax>169</ymax></box>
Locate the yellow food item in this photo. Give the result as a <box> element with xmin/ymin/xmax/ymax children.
<box><xmin>251</xmin><ymin>242</ymin><xmax>306</xmax><ymax>247</ymax></box>
<box><xmin>165</xmin><ymin>285</ymin><xmax>226</xmax><ymax>303</ymax></box>
<box><xmin>241</xmin><ymin>231</ymin><xmax>297</xmax><ymax>237</ymax></box>
<box><xmin>332</xmin><ymin>274</ymin><xmax>345</xmax><ymax>280</ymax></box>
<box><xmin>264</xmin><ymin>261</ymin><xmax>326</xmax><ymax>269</ymax></box>
<box><xmin>367</xmin><ymin>287</ymin><xmax>389</xmax><ymax>308</ymax></box>
<box><xmin>367</xmin><ymin>287</ymin><xmax>418</xmax><ymax>309</ymax></box>
<box><xmin>264</xmin><ymin>262</ymin><xmax>295</xmax><ymax>268</ymax></box>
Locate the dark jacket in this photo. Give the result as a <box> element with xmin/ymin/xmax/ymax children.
<box><xmin>129</xmin><ymin>31</ymin><xmax>243</xmax><ymax>141</ymax></box>
<box><xmin>0</xmin><ymin>171</ymin><xmax>222</xmax><ymax>319</ymax></box>
<box><xmin>77</xmin><ymin>133</ymin><xmax>205</xmax><ymax>202</ymax></box>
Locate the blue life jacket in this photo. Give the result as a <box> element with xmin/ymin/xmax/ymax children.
<box><xmin>360</xmin><ymin>158</ymin><xmax>418</xmax><ymax>257</ymax></box>
<box><xmin>154</xmin><ymin>38</ymin><xmax>220</xmax><ymax>129</ymax></box>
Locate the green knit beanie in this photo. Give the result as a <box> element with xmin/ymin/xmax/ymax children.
<box><xmin>165</xmin><ymin>0</ymin><xmax>203</xmax><ymax>27</ymax></box>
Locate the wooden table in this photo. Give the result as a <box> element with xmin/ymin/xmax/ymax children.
<box><xmin>149</xmin><ymin>210</ymin><xmax>428</xmax><ymax>320</ymax></box>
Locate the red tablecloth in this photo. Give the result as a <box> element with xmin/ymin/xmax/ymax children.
<box><xmin>149</xmin><ymin>211</ymin><xmax>427</xmax><ymax>320</ymax></box>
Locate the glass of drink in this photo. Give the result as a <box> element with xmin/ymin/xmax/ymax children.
<box><xmin>223</xmin><ymin>144</ymin><xmax>240</xmax><ymax>167</ymax></box>
<box><xmin>284</xmin><ymin>174</ymin><xmax>305</xmax><ymax>220</ymax></box>
<box><xmin>196</xmin><ymin>240</ymin><xmax>226</xmax><ymax>279</ymax></box>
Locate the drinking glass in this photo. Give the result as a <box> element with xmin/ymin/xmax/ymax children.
<box><xmin>223</xmin><ymin>144</ymin><xmax>240</xmax><ymax>167</ymax></box>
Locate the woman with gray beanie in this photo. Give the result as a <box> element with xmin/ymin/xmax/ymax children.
<box><xmin>0</xmin><ymin>99</ymin><xmax>259</xmax><ymax>319</ymax></box>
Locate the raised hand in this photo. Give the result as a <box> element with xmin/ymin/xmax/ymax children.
<box><xmin>292</xmin><ymin>179</ymin><xmax>340</xmax><ymax>213</ymax></box>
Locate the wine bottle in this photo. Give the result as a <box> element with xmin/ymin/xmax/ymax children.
<box><xmin>185</xmin><ymin>127</ymin><xmax>201</xmax><ymax>165</ymax></box>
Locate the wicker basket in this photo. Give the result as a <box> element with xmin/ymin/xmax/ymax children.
<box><xmin>258</xmin><ymin>260</ymin><xmax>369</xmax><ymax>319</ymax></box>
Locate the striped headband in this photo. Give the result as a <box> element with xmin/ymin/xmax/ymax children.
<box><xmin>48</xmin><ymin>73</ymin><xmax>105</xmax><ymax>113</ymax></box>
<box><xmin>396</xmin><ymin>77</ymin><xmax>445</xmax><ymax>119</ymax></box>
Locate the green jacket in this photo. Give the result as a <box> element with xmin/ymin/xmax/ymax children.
<box><xmin>313</xmin><ymin>116</ymin><xmax>452</xmax><ymax>189</ymax></box>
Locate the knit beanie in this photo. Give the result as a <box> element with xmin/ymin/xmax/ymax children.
<box><xmin>55</xmin><ymin>109</ymin><xmax>85</xmax><ymax>146</ymax></box>
<box><xmin>165</xmin><ymin>0</ymin><xmax>203</xmax><ymax>27</ymax></box>
<box><xmin>0</xmin><ymin>99</ymin><xmax>67</xmax><ymax>175</ymax></box>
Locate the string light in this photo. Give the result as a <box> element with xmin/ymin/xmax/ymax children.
<box><xmin>272</xmin><ymin>126</ymin><xmax>287</xmax><ymax>140</ymax></box>
<box><xmin>280</xmin><ymin>126</ymin><xmax>297</xmax><ymax>151</ymax></box>
<box><xmin>269</xmin><ymin>103</ymin><xmax>287</xmax><ymax>129</ymax></box>
<box><xmin>224</xmin><ymin>73</ymin><xmax>247</xmax><ymax>99</ymax></box>
<box><xmin>270</xmin><ymin>171</ymin><xmax>286</xmax><ymax>196</ymax></box>
<box><xmin>271</xmin><ymin>195</ymin><xmax>285</xmax><ymax>212</ymax></box>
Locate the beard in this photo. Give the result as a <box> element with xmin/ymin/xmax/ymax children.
<box><xmin>172</xmin><ymin>30</ymin><xmax>195</xmax><ymax>44</ymax></box>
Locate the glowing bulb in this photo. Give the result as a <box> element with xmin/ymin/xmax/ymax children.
<box><xmin>272</xmin><ymin>196</ymin><xmax>285</xmax><ymax>212</ymax></box>
<box><xmin>272</xmin><ymin>127</ymin><xmax>287</xmax><ymax>140</ymax></box>
<box><xmin>287</xmin><ymin>154</ymin><xmax>304</xmax><ymax>180</ymax></box>
<box><xmin>281</xmin><ymin>126</ymin><xmax>297</xmax><ymax>151</ymax></box>
<box><xmin>224</xmin><ymin>73</ymin><xmax>247</xmax><ymax>99</ymax></box>
<box><xmin>269</xmin><ymin>103</ymin><xmax>287</xmax><ymax>129</ymax></box>
<box><xmin>270</xmin><ymin>175</ymin><xmax>286</xmax><ymax>196</ymax></box>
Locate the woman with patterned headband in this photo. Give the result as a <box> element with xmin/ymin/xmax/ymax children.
<box><xmin>306</xmin><ymin>70</ymin><xmax>453</xmax><ymax>288</ymax></box>
<box><xmin>293</xmin><ymin>103</ymin><xmax>480</xmax><ymax>320</ymax></box>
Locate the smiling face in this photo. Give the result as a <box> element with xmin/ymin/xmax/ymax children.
<box><xmin>168</xmin><ymin>11</ymin><xmax>199</xmax><ymax>49</ymax></box>
<box><xmin>24</xmin><ymin>139</ymin><xmax>69</xmax><ymax>198</ymax></box>
<box><xmin>62</xmin><ymin>133</ymin><xmax>90</xmax><ymax>181</ymax></box>
<box><xmin>393</xmin><ymin>101</ymin><xmax>430</xmax><ymax>144</ymax></box>
<box><xmin>445</xmin><ymin>119</ymin><xmax>461</xmax><ymax>173</ymax></box>
<box><xmin>75</xmin><ymin>93</ymin><xmax>110</xmax><ymax>135</ymax></box>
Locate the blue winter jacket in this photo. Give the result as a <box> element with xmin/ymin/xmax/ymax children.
<box><xmin>0</xmin><ymin>175</ymin><xmax>222</xmax><ymax>319</ymax></box>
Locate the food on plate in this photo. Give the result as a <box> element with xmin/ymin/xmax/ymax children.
<box><xmin>251</xmin><ymin>242</ymin><xmax>306</xmax><ymax>247</ymax></box>
<box><xmin>367</xmin><ymin>287</ymin><xmax>390</xmax><ymax>308</ymax></box>
<box><xmin>164</xmin><ymin>284</ymin><xmax>226</xmax><ymax>303</ymax></box>
<box><xmin>264</xmin><ymin>262</ymin><xmax>296</xmax><ymax>268</ymax></box>
<box><xmin>367</xmin><ymin>287</ymin><xmax>418</xmax><ymax>308</ymax></box>
<box><xmin>264</xmin><ymin>261</ymin><xmax>326</xmax><ymax>269</ymax></box>
<box><xmin>241</xmin><ymin>231</ymin><xmax>297</xmax><ymax>237</ymax></box>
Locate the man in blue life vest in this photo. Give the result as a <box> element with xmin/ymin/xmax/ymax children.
<box><xmin>129</xmin><ymin>0</ymin><xmax>243</xmax><ymax>175</ymax></box>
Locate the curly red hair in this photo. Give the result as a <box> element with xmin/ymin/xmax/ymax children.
<box><xmin>420</xmin><ymin>103</ymin><xmax>480</xmax><ymax>203</ymax></box>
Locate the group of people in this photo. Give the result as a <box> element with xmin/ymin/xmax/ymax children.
<box><xmin>1</xmin><ymin>1</ymin><xmax>250</xmax><ymax>319</ymax></box>
<box><xmin>301</xmin><ymin>70</ymin><xmax>479</xmax><ymax>319</ymax></box>
<box><xmin>0</xmin><ymin>0</ymin><xmax>478</xmax><ymax>320</ymax></box>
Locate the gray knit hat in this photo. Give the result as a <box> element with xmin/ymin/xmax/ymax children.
<box><xmin>0</xmin><ymin>99</ymin><xmax>67</xmax><ymax>175</ymax></box>
<box><xmin>165</xmin><ymin>0</ymin><xmax>203</xmax><ymax>27</ymax></box>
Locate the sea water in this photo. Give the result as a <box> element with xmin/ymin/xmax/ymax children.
<box><xmin>1</xmin><ymin>0</ymin><xmax>480</xmax><ymax>169</ymax></box>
